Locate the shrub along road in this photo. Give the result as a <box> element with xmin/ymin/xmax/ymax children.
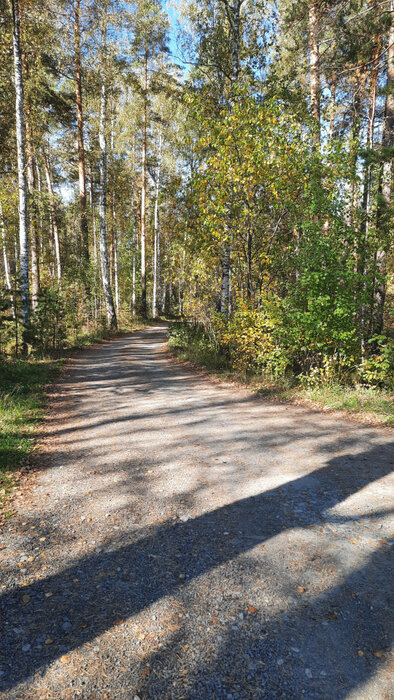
<box><xmin>0</xmin><ymin>326</ymin><xmax>392</xmax><ymax>699</ymax></box>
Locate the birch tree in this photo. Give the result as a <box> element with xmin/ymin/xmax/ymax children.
<box><xmin>10</xmin><ymin>0</ymin><xmax>30</xmax><ymax>349</ymax></box>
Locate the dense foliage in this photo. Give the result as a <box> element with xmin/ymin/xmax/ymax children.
<box><xmin>0</xmin><ymin>0</ymin><xmax>393</xmax><ymax>387</ymax></box>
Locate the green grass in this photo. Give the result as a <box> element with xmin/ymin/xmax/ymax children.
<box><xmin>0</xmin><ymin>357</ymin><xmax>63</xmax><ymax>512</ymax></box>
<box><xmin>298</xmin><ymin>384</ymin><xmax>394</xmax><ymax>426</ymax></box>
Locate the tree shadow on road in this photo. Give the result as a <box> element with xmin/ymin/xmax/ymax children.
<box><xmin>1</xmin><ymin>442</ymin><xmax>392</xmax><ymax>697</ymax></box>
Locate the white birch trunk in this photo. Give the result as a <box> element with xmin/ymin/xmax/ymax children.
<box><xmin>11</xmin><ymin>0</ymin><xmax>30</xmax><ymax>347</ymax></box>
<box><xmin>99</xmin><ymin>80</ymin><xmax>117</xmax><ymax>329</ymax></box>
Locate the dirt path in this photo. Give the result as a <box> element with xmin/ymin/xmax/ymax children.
<box><xmin>1</xmin><ymin>326</ymin><xmax>393</xmax><ymax>699</ymax></box>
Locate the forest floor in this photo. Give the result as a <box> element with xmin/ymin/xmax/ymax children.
<box><xmin>0</xmin><ymin>325</ymin><xmax>393</xmax><ymax>699</ymax></box>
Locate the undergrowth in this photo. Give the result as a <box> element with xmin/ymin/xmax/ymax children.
<box><xmin>169</xmin><ymin>321</ymin><xmax>394</xmax><ymax>428</ymax></box>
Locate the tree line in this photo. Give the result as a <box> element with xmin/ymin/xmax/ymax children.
<box><xmin>1</xmin><ymin>0</ymin><xmax>393</xmax><ymax>385</ymax></box>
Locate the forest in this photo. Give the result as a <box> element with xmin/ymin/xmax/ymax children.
<box><xmin>0</xmin><ymin>2</ymin><xmax>393</xmax><ymax>696</ymax></box>
<box><xmin>0</xmin><ymin>0</ymin><xmax>393</xmax><ymax>397</ymax></box>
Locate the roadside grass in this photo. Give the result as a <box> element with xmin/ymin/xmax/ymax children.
<box><xmin>256</xmin><ymin>382</ymin><xmax>394</xmax><ymax>428</ymax></box>
<box><xmin>168</xmin><ymin>322</ymin><xmax>394</xmax><ymax>428</ymax></box>
<box><xmin>0</xmin><ymin>319</ymin><xmax>145</xmax><ymax>517</ymax></box>
<box><xmin>0</xmin><ymin>358</ymin><xmax>62</xmax><ymax>516</ymax></box>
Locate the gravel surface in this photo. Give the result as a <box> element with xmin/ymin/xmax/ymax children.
<box><xmin>0</xmin><ymin>325</ymin><xmax>393</xmax><ymax>699</ymax></box>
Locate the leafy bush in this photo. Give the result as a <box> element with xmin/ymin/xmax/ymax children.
<box><xmin>358</xmin><ymin>336</ymin><xmax>394</xmax><ymax>388</ymax></box>
<box><xmin>30</xmin><ymin>287</ymin><xmax>66</xmax><ymax>354</ymax></box>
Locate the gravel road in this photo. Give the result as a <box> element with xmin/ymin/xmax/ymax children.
<box><xmin>0</xmin><ymin>325</ymin><xmax>393</xmax><ymax>699</ymax></box>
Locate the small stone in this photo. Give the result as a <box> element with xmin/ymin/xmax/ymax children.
<box><xmin>320</xmin><ymin>671</ymin><xmax>327</xmax><ymax>677</ymax></box>
<box><xmin>22</xmin><ymin>594</ymin><xmax>30</xmax><ymax>604</ymax></box>
<box><xmin>22</xmin><ymin>644</ymin><xmax>31</xmax><ymax>652</ymax></box>
<box><xmin>277</xmin><ymin>658</ymin><xmax>283</xmax><ymax>666</ymax></box>
<box><xmin>45</xmin><ymin>592</ymin><xmax>53</xmax><ymax>598</ymax></box>
<box><xmin>62</xmin><ymin>621</ymin><xmax>72</xmax><ymax>631</ymax></box>
<box><xmin>305</xmin><ymin>668</ymin><xmax>312</xmax><ymax>678</ymax></box>
<box><xmin>180</xmin><ymin>515</ymin><xmax>189</xmax><ymax>522</ymax></box>
<box><xmin>45</xmin><ymin>638</ymin><xmax>53</xmax><ymax>645</ymax></box>
<box><xmin>179</xmin><ymin>573</ymin><xmax>186</xmax><ymax>579</ymax></box>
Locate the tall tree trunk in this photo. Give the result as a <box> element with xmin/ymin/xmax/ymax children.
<box><xmin>42</xmin><ymin>150</ymin><xmax>62</xmax><ymax>285</ymax></box>
<box><xmin>11</xmin><ymin>0</ymin><xmax>30</xmax><ymax>350</ymax></box>
<box><xmin>246</xmin><ymin>229</ymin><xmax>252</xmax><ymax>300</ymax></box>
<box><xmin>140</xmin><ymin>50</ymin><xmax>148</xmax><ymax>318</ymax></box>
<box><xmin>89</xmin><ymin>173</ymin><xmax>98</xmax><ymax>320</ymax></box>
<box><xmin>329</xmin><ymin>72</ymin><xmax>336</xmax><ymax>141</ymax></box>
<box><xmin>308</xmin><ymin>1</ymin><xmax>320</xmax><ymax>145</ymax></box>
<box><xmin>152</xmin><ymin>129</ymin><xmax>162</xmax><ymax>318</ymax></box>
<box><xmin>112</xmin><ymin>190</ymin><xmax>119</xmax><ymax>314</ymax></box>
<box><xmin>74</xmin><ymin>0</ymin><xmax>89</xmax><ymax>278</ymax></box>
<box><xmin>373</xmin><ymin>1</ymin><xmax>393</xmax><ymax>335</ymax></box>
<box><xmin>220</xmin><ymin>240</ymin><xmax>231</xmax><ymax>313</ymax></box>
<box><xmin>99</xmin><ymin>80</ymin><xmax>117</xmax><ymax>329</ymax></box>
<box><xmin>0</xmin><ymin>199</ymin><xmax>15</xmax><ymax>319</ymax></box>
<box><xmin>360</xmin><ymin>60</ymin><xmax>378</xmax><ymax>357</ymax></box>
<box><xmin>21</xmin><ymin>45</ymin><xmax>40</xmax><ymax>311</ymax></box>
<box><xmin>179</xmin><ymin>230</ymin><xmax>187</xmax><ymax>316</ymax></box>
<box><xmin>219</xmin><ymin>0</ymin><xmax>243</xmax><ymax>314</ymax></box>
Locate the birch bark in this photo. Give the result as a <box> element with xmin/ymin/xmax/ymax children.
<box><xmin>99</xmin><ymin>80</ymin><xmax>117</xmax><ymax>329</ymax></box>
<box><xmin>11</xmin><ymin>0</ymin><xmax>30</xmax><ymax>349</ymax></box>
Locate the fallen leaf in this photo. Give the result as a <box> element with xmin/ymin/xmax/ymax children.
<box><xmin>45</xmin><ymin>592</ymin><xmax>53</xmax><ymax>598</ymax></box>
<box><xmin>39</xmin><ymin>537</ymin><xmax>46</xmax><ymax>542</ymax></box>
<box><xmin>297</xmin><ymin>586</ymin><xmax>305</xmax><ymax>594</ymax></box>
<box><xmin>357</xmin><ymin>650</ymin><xmax>364</xmax><ymax>657</ymax></box>
<box><xmin>247</xmin><ymin>605</ymin><xmax>257</xmax><ymax>614</ymax></box>
<box><xmin>60</xmin><ymin>654</ymin><xmax>71</xmax><ymax>664</ymax></box>
<box><xmin>45</xmin><ymin>638</ymin><xmax>53</xmax><ymax>645</ymax></box>
<box><xmin>290</xmin><ymin>562</ymin><xmax>296</xmax><ymax>566</ymax></box>
<box><xmin>141</xmin><ymin>669</ymin><xmax>150</xmax><ymax>676</ymax></box>
<box><xmin>328</xmin><ymin>613</ymin><xmax>338</xmax><ymax>621</ymax></box>
<box><xmin>373</xmin><ymin>650</ymin><xmax>383</xmax><ymax>658</ymax></box>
